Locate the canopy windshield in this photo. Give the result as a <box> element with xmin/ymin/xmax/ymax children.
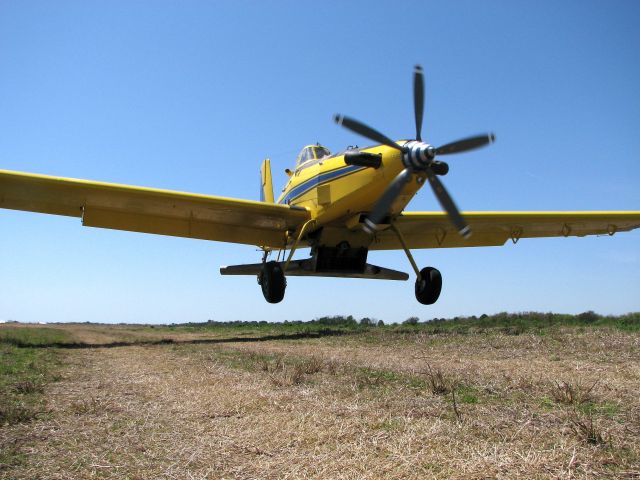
<box><xmin>295</xmin><ymin>145</ymin><xmax>331</xmax><ymax>168</ymax></box>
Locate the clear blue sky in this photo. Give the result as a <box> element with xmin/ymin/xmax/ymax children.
<box><xmin>1</xmin><ymin>1</ymin><xmax>638</xmax><ymax>324</ymax></box>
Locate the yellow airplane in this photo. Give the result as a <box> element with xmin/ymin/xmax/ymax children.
<box><xmin>1</xmin><ymin>65</ymin><xmax>639</xmax><ymax>304</ymax></box>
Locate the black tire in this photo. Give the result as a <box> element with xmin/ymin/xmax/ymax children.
<box><xmin>259</xmin><ymin>261</ymin><xmax>286</xmax><ymax>303</ymax></box>
<box><xmin>415</xmin><ymin>266</ymin><xmax>442</xmax><ymax>305</ymax></box>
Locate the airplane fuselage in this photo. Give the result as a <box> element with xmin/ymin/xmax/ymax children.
<box><xmin>277</xmin><ymin>142</ymin><xmax>427</xmax><ymax>245</ymax></box>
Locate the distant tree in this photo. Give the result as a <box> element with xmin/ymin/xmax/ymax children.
<box><xmin>360</xmin><ymin>317</ymin><xmax>372</xmax><ymax>326</ymax></box>
<box><xmin>403</xmin><ymin>316</ymin><xmax>419</xmax><ymax>325</ymax></box>
<box><xmin>316</xmin><ymin>315</ymin><xmax>357</xmax><ymax>326</ymax></box>
<box><xmin>377</xmin><ymin>319</ymin><xmax>385</xmax><ymax>327</ymax></box>
<box><xmin>577</xmin><ymin>310</ymin><xmax>599</xmax><ymax>323</ymax></box>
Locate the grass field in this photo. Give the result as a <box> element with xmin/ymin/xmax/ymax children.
<box><xmin>1</xmin><ymin>315</ymin><xmax>639</xmax><ymax>479</ymax></box>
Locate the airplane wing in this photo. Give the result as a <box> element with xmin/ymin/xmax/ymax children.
<box><xmin>370</xmin><ymin>211</ymin><xmax>640</xmax><ymax>250</ymax></box>
<box><xmin>0</xmin><ymin>169</ymin><xmax>310</xmax><ymax>248</ymax></box>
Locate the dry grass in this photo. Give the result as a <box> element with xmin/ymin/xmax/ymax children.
<box><xmin>569</xmin><ymin>412</ymin><xmax>608</xmax><ymax>446</ymax></box>
<box><xmin>1</xmin><ymin>323</ymin><xmax>639</xmax><ymax>478</ymax></box>
<box><xmin>551</xmin><ymin>380</ymin><xmax>599</xmax><ymax>406</ymax></box>
<box><xmin>422</xmin><ymin>364</ymin><xmax>453</xmax><ymax>395</ymax></box>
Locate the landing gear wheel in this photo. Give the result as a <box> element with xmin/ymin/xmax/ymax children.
<box><xmin>415</xmin><ymin>266</ymin><xmax>442</xmax><ymax>305</ymax></box>
<box><xmin>258</xmin><ymin>261</ymin><xmax>286</xmax><ymax>304</ymax></box>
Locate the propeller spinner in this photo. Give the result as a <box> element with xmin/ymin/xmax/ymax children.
<box><xmin>334</xmin><ymin>65</ymin><xmax>495</xmax><ymax>239</ymax></box>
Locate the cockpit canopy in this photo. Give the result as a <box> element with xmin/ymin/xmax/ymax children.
<box><xmin>295</xmin><ymin>144</ymin><xmax>331</xmax><ymax>168</ymax></box>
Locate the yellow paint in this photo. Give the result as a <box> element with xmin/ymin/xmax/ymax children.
<box><xmin>260</xmin><ymin>158</ymin><xmax>274</xmax><ymax>203</ymax></box>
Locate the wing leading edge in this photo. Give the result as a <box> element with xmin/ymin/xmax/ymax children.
<box><xmin>370</xmin><ymin>211</ymin><xmax>640</xmax><ymax>250</ymax></box>
<box><xmin>0</xmin><ymin>169</ymin><xmax>310</xmax><ymax>248</ymax></box>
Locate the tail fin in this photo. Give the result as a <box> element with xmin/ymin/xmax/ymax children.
<box><xmin>260</xmin><ymin>158</ymin><xmax>274</xmax><ymax>203</ymax></box>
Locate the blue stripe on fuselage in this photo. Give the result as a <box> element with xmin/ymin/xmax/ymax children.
<box><xmin>279</xmin><ymin>164</ymin><xmax>366</xmax><ymax>205</ymax></box>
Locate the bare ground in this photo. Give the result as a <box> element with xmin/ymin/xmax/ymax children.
<box><xmin>2</xmin><ymin>326</ymin><xmax>639</xmax><ymax>479</ymax></box>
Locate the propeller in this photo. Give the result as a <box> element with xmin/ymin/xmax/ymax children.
<box><xmin>334</xmin><ymin>114</ymin><xmax>402</xmax><ymax>152</ymax></box>
<box><xmin>413</xmin><ymin>65</ymin><xmax>424</xmax><ymax>141</ymax></box>
<box><xmin>436</xmin><ymin>134</ymin><xmax>495</xmax><ymax>156</ymax></box>
<box><xmin>334</xmin><ymin>64</ymin><xmax>495</xmax><ymax>238</ymax></box>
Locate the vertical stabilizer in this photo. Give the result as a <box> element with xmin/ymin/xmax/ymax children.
<box><xmin>260</xmin><ymin>158</ymin><xmax>275</xmax><ymax>203</ymax></box>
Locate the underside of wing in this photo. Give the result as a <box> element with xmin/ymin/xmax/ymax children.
<box><xmin>0</xmin><ymin>169</ymin><xmax>310</xmax><ymax>248</ymax></box>
<box><xmin>369</xmin><ymin>211</ymin><xmax>640</xmax><ymax>250</ymax></box>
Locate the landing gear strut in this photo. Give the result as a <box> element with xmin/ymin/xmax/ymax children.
<box><xmin>258</xmin><ymin>219</ymin><xmax>314</xmax><ymax>304</ymax></box>
<box><xmin>258</xmin><ymin>261</ymin><xmax>286</xmax><ymax>304</ymax></box>
<box><xmin>415</xmin><ymin>266</ymin><xmax>442</xmax><ymax>305</ymax></box>
<box><xmin>390</xmin><ymin>224</ymin><xmax>443</xmax><ymax>305</ymax></box>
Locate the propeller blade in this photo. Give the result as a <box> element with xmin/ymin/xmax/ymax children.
<box><xmin>334</xmin><ymin>114</ymin><xmax>403</xmax><ymax>152</ymax></box>
<box><xmin>436</xmin><ymin>133</ymin><xmax>495</xmax><ymax>156</ymax></box>
<box><xmin>425</xmin><ymin>169</ymin><xmax>471</xmax><ymax>238</ymax></box>
<box><xmin>364</xmin><ymin>168</ymin><xmax>413</xmax><ymax>232</ymax></box>
<box><xmin>413</xmin><ymin>65</ymin><xmax>424</xmax><ymax>141</ymax></box>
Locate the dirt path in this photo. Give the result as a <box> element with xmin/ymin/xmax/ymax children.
<box><xmin>3</xmin><ymin>335</ymin><xmax>639</xmax><ymax>479</ymax></box>
<box><xmin>5</xmin><ymin>345</ymin><xmax>296</xmax><ymax>479</ymax></box>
